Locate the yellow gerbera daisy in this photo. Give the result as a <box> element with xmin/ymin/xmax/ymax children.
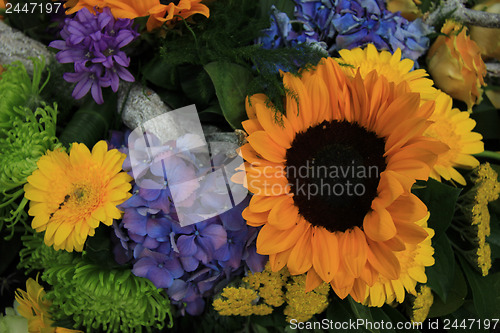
<box><xmin>361</xmin><ymin>215</ymin><xmax>435</xmax><ymax>306</ymax></box>
<box><xmin>24</xmin><ymin>141</ymin><xmax>132</xmax><ymax>252</ymax></box>
<box><xmin>238</xmin><ymin>55</ymin><xmax>447</xmax><ymax>301</ymax></box>
<box><xmin>337</xmin><ymin>44</ymin><xmax>484</xmax><ymax>186</ymax></box>
<box><xmin>336</xmin><ymin>44</ymin><xmax>439</xmax><ymax>103</ymax></box>
<box><xmin>16</xmin><ymin>278</ymin><xmax>83</xmax><ymax>333</ymax></box>
<box><xmin>423</xmin><ymin>92</ymin><xmax>483</xmax><ymax>185</ymax></box>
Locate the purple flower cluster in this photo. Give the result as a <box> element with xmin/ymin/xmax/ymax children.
<box><xmin>113</xmin><ymin>132</ymin><xmax>267</xmax><ymax>315</ymax></box>
<box><xmin>49</xmin><ymin>8</ymin><xmax>139</xmax><ymax>104</ymax></box>
<box><xmin>259</xmin><ymin>0</ymin><xmax>433</xmax><ymax>62</ymax></box>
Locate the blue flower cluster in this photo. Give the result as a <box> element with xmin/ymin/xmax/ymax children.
<box><xmin>259</xmin><ymin>0</ymin><xmax>433</xmax><ymax>62</ymax></box>
<box><xmin>111</xmin><ymin>131</ymin><xmax>266</xmax><ymax>315</ymax></box>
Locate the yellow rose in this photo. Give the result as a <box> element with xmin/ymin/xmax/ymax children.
<box><xmin>426</xmin><ymin>20</ymin><xmax>487</xmax><ymax>110</ymax></box>
<box><xmin>470</xmin><ymin>0</ymin><xmax>500</xmax><ymax>59</ymax></box>
<box><xmin>386</xmin><ymin>0</ymin><xmax>421</xmax><ymax>21</ymax></box>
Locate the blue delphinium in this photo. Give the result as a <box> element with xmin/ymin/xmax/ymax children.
<box><xmin>49</xmin><ymin>7</ymin><xmax>139</xmax><ymax>104</ymax></box>
<box><xmin>113</xmin><ymin>132</ymin><xmax>267</xmax><ymax>315</ymax></box>
<box><xmin>259</xmin><ymin>0</ymin><xmax>433</xmax><ymax>62</ymax></box>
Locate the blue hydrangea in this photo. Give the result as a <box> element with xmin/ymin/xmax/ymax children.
<box><xmin>259</xmin><ymin>0</ymin><xmax>433</xmax><ymax>62</ymax></box>
<box><xmin>112</xmin><ymin>131</ymin><xmax>267</xmax><ymax>315</ymax></box>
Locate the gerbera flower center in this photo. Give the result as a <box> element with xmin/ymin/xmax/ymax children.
<box><xmin>160</xmin><ymin>0</ymin><xmax>181</xmax><ymax>5</ymax></box>
<box><xmin>285</xmin><ymin>120</ymin><xmax>386</xmax><ymax>232</ymax></box>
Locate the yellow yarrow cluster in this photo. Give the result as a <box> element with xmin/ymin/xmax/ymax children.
<box><xmin>213</xmin><ymin>263</ymin><xmax>330</xmax><ymax>320</ymax></box>
<box><xmin>242</xmin><ymin>262</ymin><xmax>289</xmax><ymax>307</ymax></box>
<box><xmin>454</xmin><ymin>163</ymin><xmax>500</xmax><ymax>276</ymax></box>
<box><xmin>477</xmin><ymin>243</ymin><xmax>492</xmax><ymax>276</ymax></box>
<box><xmin>283</xmin><ymin>275</ymin><xmax>330</xmax><ymax>323</ymax></box>
<box><xmin>213</xmin><ymin>263</ymin><xmax>288</xmax><ymax>316</ymax></box>
<box><xmin>212</xmin><ymin>287</ymin><xmax>272</xmax><ymax>316</ymax></box>
<box><xmin>410</xmin><ymin>285</ymin><xmax>434</xmax><ymax>323</ymax></box>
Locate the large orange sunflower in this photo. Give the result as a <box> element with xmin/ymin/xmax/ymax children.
<box><xmin>238</xmin><ymin>55</ymin><xmax>447</xmax><ymax>301</ymax></box>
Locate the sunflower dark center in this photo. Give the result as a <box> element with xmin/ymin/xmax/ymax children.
<box><xmin>285</xmin><ymin>120</ymin><xmax>387</xmax><ymax>232</ymax></box>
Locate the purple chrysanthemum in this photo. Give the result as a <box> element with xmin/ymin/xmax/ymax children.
<box><xmin>49</xmin><ymin>7</ymin><xmax>139</xmax><ymax>104</ymax></box>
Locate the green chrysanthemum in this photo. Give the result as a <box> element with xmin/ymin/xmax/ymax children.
<box><xmin>0</xmin><ymin>57</ymin><xmax>49</xmax><ymax>128</ymax></box>
<box><xmin>0</xmin><ymin>58</ymin><xmax>59</xmax><ymax>238</ymax></box>
<box><xmin>42</xmin><ymin>260</ymin><xmax>172</xmax><ymax>333</ymax></box>
<box><xmin>0</xmin><ymin>103</ymin><xmax>60</xmax><ymax>237</ymax></box>
<box><xmin>18</xmin><ymin>233</ymin><xmax>75</xmax><ymax>274</ymax></box>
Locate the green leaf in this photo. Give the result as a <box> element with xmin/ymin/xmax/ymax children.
<box><xmin>458</xmin><ymin>254</ymin><xmax>500</xmax><ymax>319</ymax></box>
<box><xmin>59</xmin><ymin>95</ymin><xmax>117</xmax><ymax>148</ymax></box>
<box><xmin>369</xmin><ymin>308</ymin><xmax>396</xmax><ymax>333</ymax></box>
<box><xmin>141</xmin><ymin>55</ymin><xmax>179</xmax><ymax>90</ymax></box>
<box><xmin>348</xmin><ymin>297</ymin><xmax>379</xmax><ymax>333</ymax></box>
<box><xmin>470</xmin><ymin>95</ymin><xmax>500</xmax><ymax>140</ymax></box>
<box><xmin>326</xmin><ymin>300</ymin><xmax>370</xmax><ymax>333</ymax></box>
<box><xmin>259</xmin><ymin>0</ymin><xmax>295</xmax><ymax>17</ymax></box>
<box><xmin>381</xmin><ymin>305</ymin><xmax>421</xmax><ymax>333</ymax></box>
<box><xmin>487</xmin><ymin>201</ymin><xmax>500</xmax><ymax>259</ymax></box>
<box><xmin>426</xmin><ymin>234</ymin><xmax>455</xmax><ymax>302</ymax></box>
<box><xmin>178</xmin><ymin>65</ymin><xmax>215</xmax><ymax>106</ymax></box>
<box><xmin>0</xmin><ymin>231</ymin><xmax>21</xmax><ymax>275</ymax></box>
<box><xmin>82</xmin><ymin>226</ymin><xmax>120</xmax><ymax>269</ymax></box>
<box><xmin>428</xmin><ymin>263</ymin><xmax>467</xmax><ymax>318</ymax></box>
<box><xmin>204</xmin><ymin>62</ymin><xmax>253</xmax><ymax>129</ymax></box>
<box><xmin>412</xmin><ymin>179</ymin><xmax>462</xmax><ymax>237</ymax></box>
<box><xmin>199</xmin><ymin>104</ymin><xmax>225</xmax><ymax>123</ymax></box>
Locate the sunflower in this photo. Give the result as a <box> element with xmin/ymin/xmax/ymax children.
<box><xmin>337</xmin><ymin>45</ymin><xmax>484</xmax><ymax>186</ymax></box>
<box><xmin>24</xmin><ymin>141</ymin><xmax>132</xmax><ymax>252</ymax></box>
<box><xmin>239</xmin><ymin>53</ymin><xmax>447</xmax><ymax>301</ymax></box>
<box><xmin>16</xmin><ymin>277</ymin><xmax>83</xmax><ymax>333</ymax></box>
<box><xmin>361</xmin><ymin>214</ymin><xmax>435</xmax><ymax>306</ymax></box>
<box><xmin>61</xmin><ymin>0</ymin><xmax>210</xmax><ymax>31</ymax></box>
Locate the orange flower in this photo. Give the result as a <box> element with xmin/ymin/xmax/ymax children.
<box><xmin>1</xmin><ymin>0</ymin><xmax>6</xmax><ymax>20</ymax></box>
<box><xmin>61</xmin><ymin>0</ymin><xmax>209</xmax><ymax>31</ymax></box>
<box><xmin>15</xmin><ymin>278</ymin><xmax>83</xmax><ymax>333</ymax></box>
<box><xmin>426</xmin><ymin>20</ymin><xmax>487</xmax><ymax>110</ymax></box>
<box><xmin>236</xmin><ymin>54</ymin><xmax>447</xmax><ymax>301</ymax></box>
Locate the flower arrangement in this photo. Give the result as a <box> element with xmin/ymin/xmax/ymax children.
<box><xmin>1</xmin><ymin>0</ymin><xmax>500</xmax><ymax>332</ymax></box>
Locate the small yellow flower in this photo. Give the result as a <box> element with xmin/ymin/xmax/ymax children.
<box><xmin>283</xmin><ymin>275</ymin><xmax>330</xmax><ymax>323</ymax></box>
<box><xmin>470</xmin><ymin>0</ymin><xmax>500</xmax><ymax>60</ymax></box>
<box><xmin>423</xmin><ymin>92</ymin><xmax>483</xmax><ymax>185</ymax></box>
<box><xmin>24</xmin><ymin>141</ymin><xmax>132</xmax><ymax>252</ymax></box>
<box><xmin>243</xmin><ymin>262</ymin><xmax>289</xmax><ymax>307</ymax></box>
<box><xmin>426</xmin><ymin>20</ymin><xmax>487</xmax><ymax>110</ymax></box>
<box><xmin>362</xmin><ymin>214</ymin><xmax>435</xmax><ymax>307</ymax></box>
<box><xmin>477</xmin><ymin>243</ymin><xmax>492</xmax><ymax>276</ymax></box>
<box><xmin>410</xmin><ymin>285</ymin><xmax>434</xmax><ymax>323</ymax></box>
<box><xmin>15</xmin><ymin>278</ymin><xmax>83</xmax><ymax>333</ymax></box>
<box><xmin>212</xmin><ymin>287</ymin><xmax>273</xmax><ymax>316</ymax></box>
<box><xmin>454</xmin><ymin>163</ymin><xmax>499</xmax><ymax>276</ymax></box>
